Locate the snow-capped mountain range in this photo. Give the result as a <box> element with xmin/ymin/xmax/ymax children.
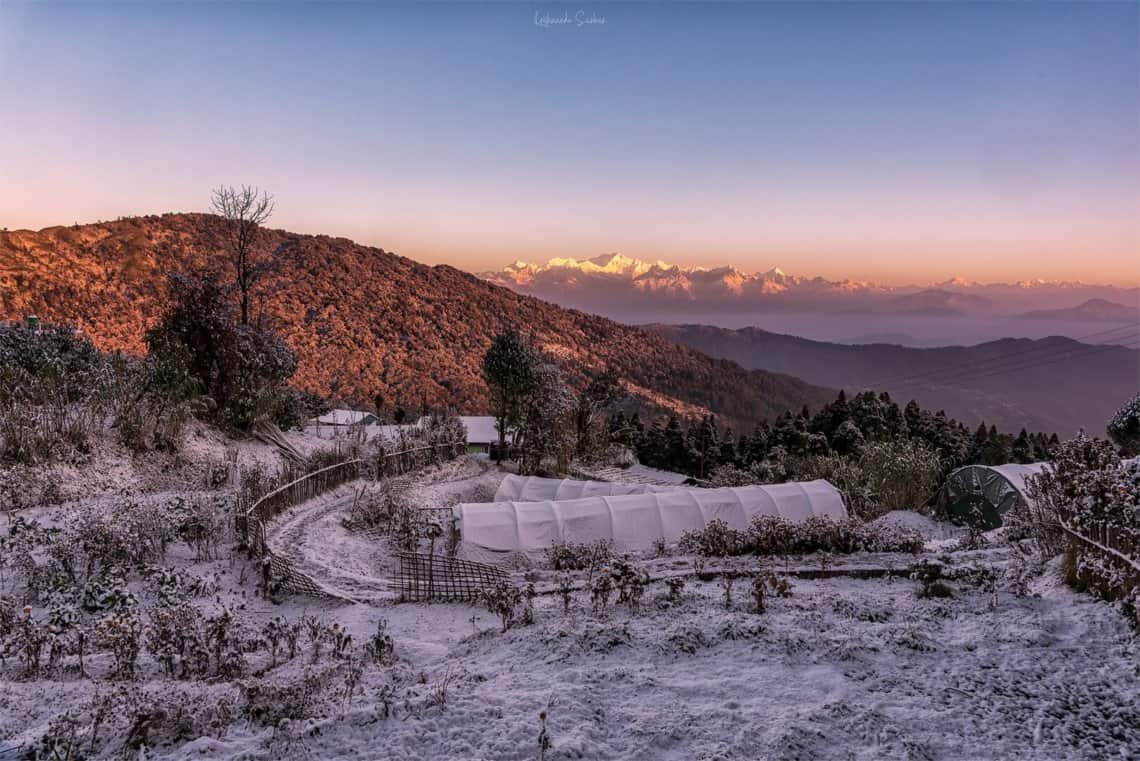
<box><xmin>480</xmin><ymin>253</ymin><xmax>1139</xmax><ymax>319</ymax></box>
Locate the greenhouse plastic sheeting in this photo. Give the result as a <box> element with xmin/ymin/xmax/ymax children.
<box><xmin>455</xmin><ymin>480</ymin><xmax>847</xmax><ymax>552</ymax></box>
<box><xmin>935</xmin><ymin>462</ymin><xmax>1048</xmax><ymax>529</ymax></box>
<box><xmin>493</xmin><ymin>474</ymin><xmax>679</xmax><ymax>502</ymax></box>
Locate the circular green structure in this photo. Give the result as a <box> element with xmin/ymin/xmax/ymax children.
<box><xmin>934</xmin><ymin>463</ymin><xmax>1047</xmax><ymax>529</ymax></box>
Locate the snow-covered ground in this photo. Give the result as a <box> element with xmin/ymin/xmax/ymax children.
<box><xmin>3</xmin><ymin>459</ymin><xmax>1138</xmax><ymax>760</ymax></box>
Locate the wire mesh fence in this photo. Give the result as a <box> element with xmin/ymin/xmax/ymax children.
<box><xmin>396</xmin><ymin>551</ymin><xmax>508</xmax><ymax>602</ymax></box>
<box><xmin>239</xmin><ymin>439</ymin><xmax>466</xmax><ymax>600</ymax></box>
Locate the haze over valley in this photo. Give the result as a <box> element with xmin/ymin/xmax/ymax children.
<box><xmin>482</xmin><ymin>254</ymin><xmax>1140</xmax><ymax>346</ymax></box>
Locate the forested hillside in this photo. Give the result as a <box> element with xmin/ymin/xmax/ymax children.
<box><xmin>0</xmin><ymin>214</ymin><xmax>832</xmax><ymax>428</ymax></box>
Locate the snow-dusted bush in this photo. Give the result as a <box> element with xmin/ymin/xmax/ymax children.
<box><xmin>857</xmin><ymin>439</ymin><xmax>942</xmax><ymax>516</ymax></box>
<box><xmin>1024</xmin><ymin>434</ymin><xmax>1140</xmax><ymax>600</ymax></box>
<box><xmin>545</xmin><ymin>539</ymin><xmax>613</xmax><ymax>575</ymax></box>
<box><xmin>911</xmin><ymin>560</ymin><xmax>953</xmax><ymax>599</ymax></box>
<box><xmin>171</xmin><ymin>494</ymin><xmax>230</xmax><ymax>561</ymax></box>
<box><xmin>590</xmin><ymin>573</ymin><xmax>614</xmax><ymax>616</ymax></box>
<box><xmin>347</xmin><ymin>480</ymin><xmax>427</xmax><ymax>552</ymax></box>
<box><xmin>0</xmin><ymin>323</ymin><xmax>105</xmax><ymax>464</ymax></box>
<box><xmin>707</xmin><ymin>458</ymin><xmax>788</xmax><ymax>487</ymax></box>
<box><xmin>676</xmin><ymin>515</ymin><xmax>924</xmax><ymax>557</ymax></box>
<box><xmin>589</xmin><ymin>443</ymin><xmax>638</xmax><ymax>469</ymax></box>
<box><xmin>788</xmin><ymin>454</ymin><xmax>877</xmax><ymax>519</ymax></box>
<box><xmin>557</xmin><ymin>573</ymin><xmax>575</xmax><ymax>615</ymax></box>
<box><xmin>364</xmin><ymin>619</ymin><xmax>396</xmax><ymax>665</ymax></box>
<box><xmin>145</xmin><ymin>601</ymin><xmax>206</xmax><ymax>679</ymax></box>
<box><xmin>1107</xmin><ymin>392</ymin><xmax>1140</xmax><ymax>456</ymax></box>
<box><xmin>95</xmin><ymin>610</ymin><xmax>142</xmax><ymax>680</ymax></box>
<box><xmin>241</xmin><ymin>666</ymin><xmax>338</xmax><ymax>728</ymax></box>
<box><xmin>679</xmin><ymin>519</ymin><xmax>744</xmax><ymax>557</ymax></box>
<box><xmin>480</xmin><ymin>580</ymin><xmax>524</xmax><ymax>632</ymax></box>
<box><xmin>0</xmin><ymin>464</ymin><xmax>63</xmax><ymax>512</ymax></box>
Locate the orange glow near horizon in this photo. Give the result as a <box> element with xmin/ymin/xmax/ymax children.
<box><xmin>1</xmin><ymin>2</ymin><xmax>1136</xmax><ymax>287</ymax></box>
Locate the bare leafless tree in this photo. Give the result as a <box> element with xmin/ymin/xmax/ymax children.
<box><xmin>211</xmin><ymin>185</ymin><xmax>275</xmax><ymax>325</ymax></box>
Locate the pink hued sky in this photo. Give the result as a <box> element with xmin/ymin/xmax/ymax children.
<box><xmin>1</xmin><ymin>2</ymin><xmax>1136</xmax><ymax>286</ymax></box>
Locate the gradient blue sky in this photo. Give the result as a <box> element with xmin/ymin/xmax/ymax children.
<box><xmin>1</xmin><ymin>1</ymin><xmax>1137</xmax><ymax>284</ymax></box>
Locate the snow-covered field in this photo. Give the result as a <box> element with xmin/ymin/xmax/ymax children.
<box><xmin>3</xmin><ymin>457</ymin><xmax>1138</xmax><ymax>760</ymax></box>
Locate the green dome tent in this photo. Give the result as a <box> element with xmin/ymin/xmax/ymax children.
<box><xmin>935</xmin><ymin>463</ymin><xmax>1048</xmax><ymax>529</ymax></box>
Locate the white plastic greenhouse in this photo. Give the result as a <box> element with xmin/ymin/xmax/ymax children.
<box><xmin>455</xmin><ymin>480</ymin><xmax>847</xmax><ymax>553</ymax></box>
<box><xmin>493</xmin><ymin>474</ymin><xmax>679</xmax><ymax>502</ymax></box>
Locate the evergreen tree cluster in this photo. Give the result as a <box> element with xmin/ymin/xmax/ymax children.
<box><xmin>616</xmin><ymin>390</ymin><xmax>1059</xmax><ymax>480</ymax></box>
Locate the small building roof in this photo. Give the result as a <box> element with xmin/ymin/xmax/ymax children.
<box><xmin>314</xmin><ymin>409</ymin><xmax>377</xmax><ymax>426</ymax></box>
<box><xmin>460</xmin><ymin>416</ymin><xmax>501</xmax><ymax>445</ymax></box>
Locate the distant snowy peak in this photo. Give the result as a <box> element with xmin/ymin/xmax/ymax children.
<box><xmin>484</xmin><ymin>255</ymin><xmax>811</xmax><ymax>294</ymax></box>
<box><xmin>480</xmin><ymin>256</ymin><xmax>1137</xmax><ymax>315</ymax></box>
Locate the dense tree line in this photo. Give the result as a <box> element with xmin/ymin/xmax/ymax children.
<box><xmin>613</xmin><ymin>389</ymin><xmax>1060</xmax><ymax>481</ymax></box>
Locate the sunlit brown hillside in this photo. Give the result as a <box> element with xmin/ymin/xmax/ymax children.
<box><xmin>0</xmin><ymin>214</ymin><xmax>833</xmax><ymax>426</ymax></box>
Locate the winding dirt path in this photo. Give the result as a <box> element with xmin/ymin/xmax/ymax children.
<box><xmin>263</xmin><ymin>456</ymin><xmax>504</xmax><ymax>605</ymax></box>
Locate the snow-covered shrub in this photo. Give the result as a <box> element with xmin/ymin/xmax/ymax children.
<box><xmin>204</xmin><ymin>607</ymin><xmax>248</xmax><ymax>678</ymax></box>
<box><xmin>1025</xmin><ymin>433</ymin><xmax>1140</xmax><ymax>612</ymax></box>
<box><xmin>520</xmin><ymin>582</ymin><xmax>537</xmax><ymax>625</ymax></box>
<box><xmin>59</xmin><ymin>498</ymin><xmax>182</xmax><ymax>580</ymax></box>
<box><xmin>789</xmin><ymin>454</ymin><xmax>877</xmax><ymax>519</ymax></box>
<box><xmin>95</xmin><ymin>610</ymin><xmax>142</xmax><ymax>680</ymax></box>
<box><xmin>626</xmin><ymin>570</ymin><xmax>648</xmax><ymax>613</ymax></box>
<box><xmin>31</xmin><ymin>713</ymin><xmax>85</xmax><ymax>761</ymax></box>
<box><xmin>677</xmin><ymin>515</ymin><xmax>924</xmax><ymax>557</ymax></box>
<box><xmin>480</xmin><ymin>581</ymin><xmax>524</xmax><ymax>632</ymax></box>
<box><xmin>328</xmin><ymin>622</ymin><xmax>353</xmax><ymax>659</ymax></box>
<box><xmin>589</xmin><ymin>443</ymin><xmax>637</xmax><ymax>469</ymax></box>
<box><xmin>545</xmin><ymin>539</ymin><xmax>612</xmax><ymax>574</ymax></box>
<box><xmin>171</xmin><ymin>495</ymin><xmax>229</xmax><ymax>561</ymax></box>
<box><xmin>857</xmin><ymin>439</ymin><xmax>942</xmax><ymax>517</ymax></box>
<box><xmin>374</xmin><ymin>682</ymin><xmax>398</xmax><ymax>720</ymax></box>
<box><xmin>145</xmin><ymin>602</ymin><xmax>203</xmax><ymax>679</ymax></box>
<box><xmin>707</xmin><ymin>458</ymin><xmax>788</xmax><ymax>487</ymax></box>
<box><xmin>7</xmin><ymin>605</ymin><xmax>47</xmax><ymax>678</ymax></box>
<box><xmin>1107</xmin><ymin>392</ymin><xmax>1140</xmax><ymax>456</ymax></box>
<box><xmin>751</xmin><ymin>570</ymin><xmax>791</xmax><ymax>614</ymax></box>
<box><xmin>364</xmin><ymin>619</ymin><xmax>396</xmax><ymax>665</ymax></box>
<box><xmin>719</xmin><ymin>574</ymin><xmax>737</xmax><ymax>610</ymax></box>
<box><xmin>663</xmin><ymin>624</ymin><xmax>708</xmax><ymax>655</ymax></box>
<box><xmin>0</xmin><ymin>322</ymin><xmax>106</xmax><ymax>464</ymax></box>
<box><xmin>241</xmin><ymin>666</ymin><xmax>338</xmax><ymax>728</ymax></box>
<box><xmin>679</xmin><ymin>519</ymin><xmax>745</xmax><ymax>557</ymax></box>
<box><xmin>0</xmin><ymin>517</ymin><xmax>57</xmax><ymax>601</ymax></box>
<box><xmin>105</xmin><ymin>345</ymin><xmax>200</xmax><ymax>453</ymax></box>
<box><xmin>590</xmin><ymin>573</ymin><xmax>613</xmax><ymax>616</ymax></box>
<box><xmin>911</xmin><ymin>560</ymin><xmax>953</xmax><ymax>599</ymax></box>
<box><xmin>557</xmin><ymin>573</ymin><xmax>575</xmax><ymax>615</ymax></box>
<box><xmin>713</xmin><ymin>614</ymin><xmax>757</xmax><ymax>642</ymax></box>
<box><xmin>0</xmin><ymin>464</ymin><xmax>63</xmax><ymax>512</ymax></box>
<box><xmin>261</xmin><ymin>616</ymin><xmax>290</xmax><ymax>667</ymax></box>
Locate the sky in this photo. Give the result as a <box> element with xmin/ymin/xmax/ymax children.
<box><xmin>0</xmin><ymin>1</ymin><xmax>1137</xmax><ymax>285</ymax></box>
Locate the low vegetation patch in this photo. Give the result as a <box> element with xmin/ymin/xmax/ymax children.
<box><xmin>676</xmin><ymin>515</ymin><xmax>924</xmax><ymax>558</ymax></box>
